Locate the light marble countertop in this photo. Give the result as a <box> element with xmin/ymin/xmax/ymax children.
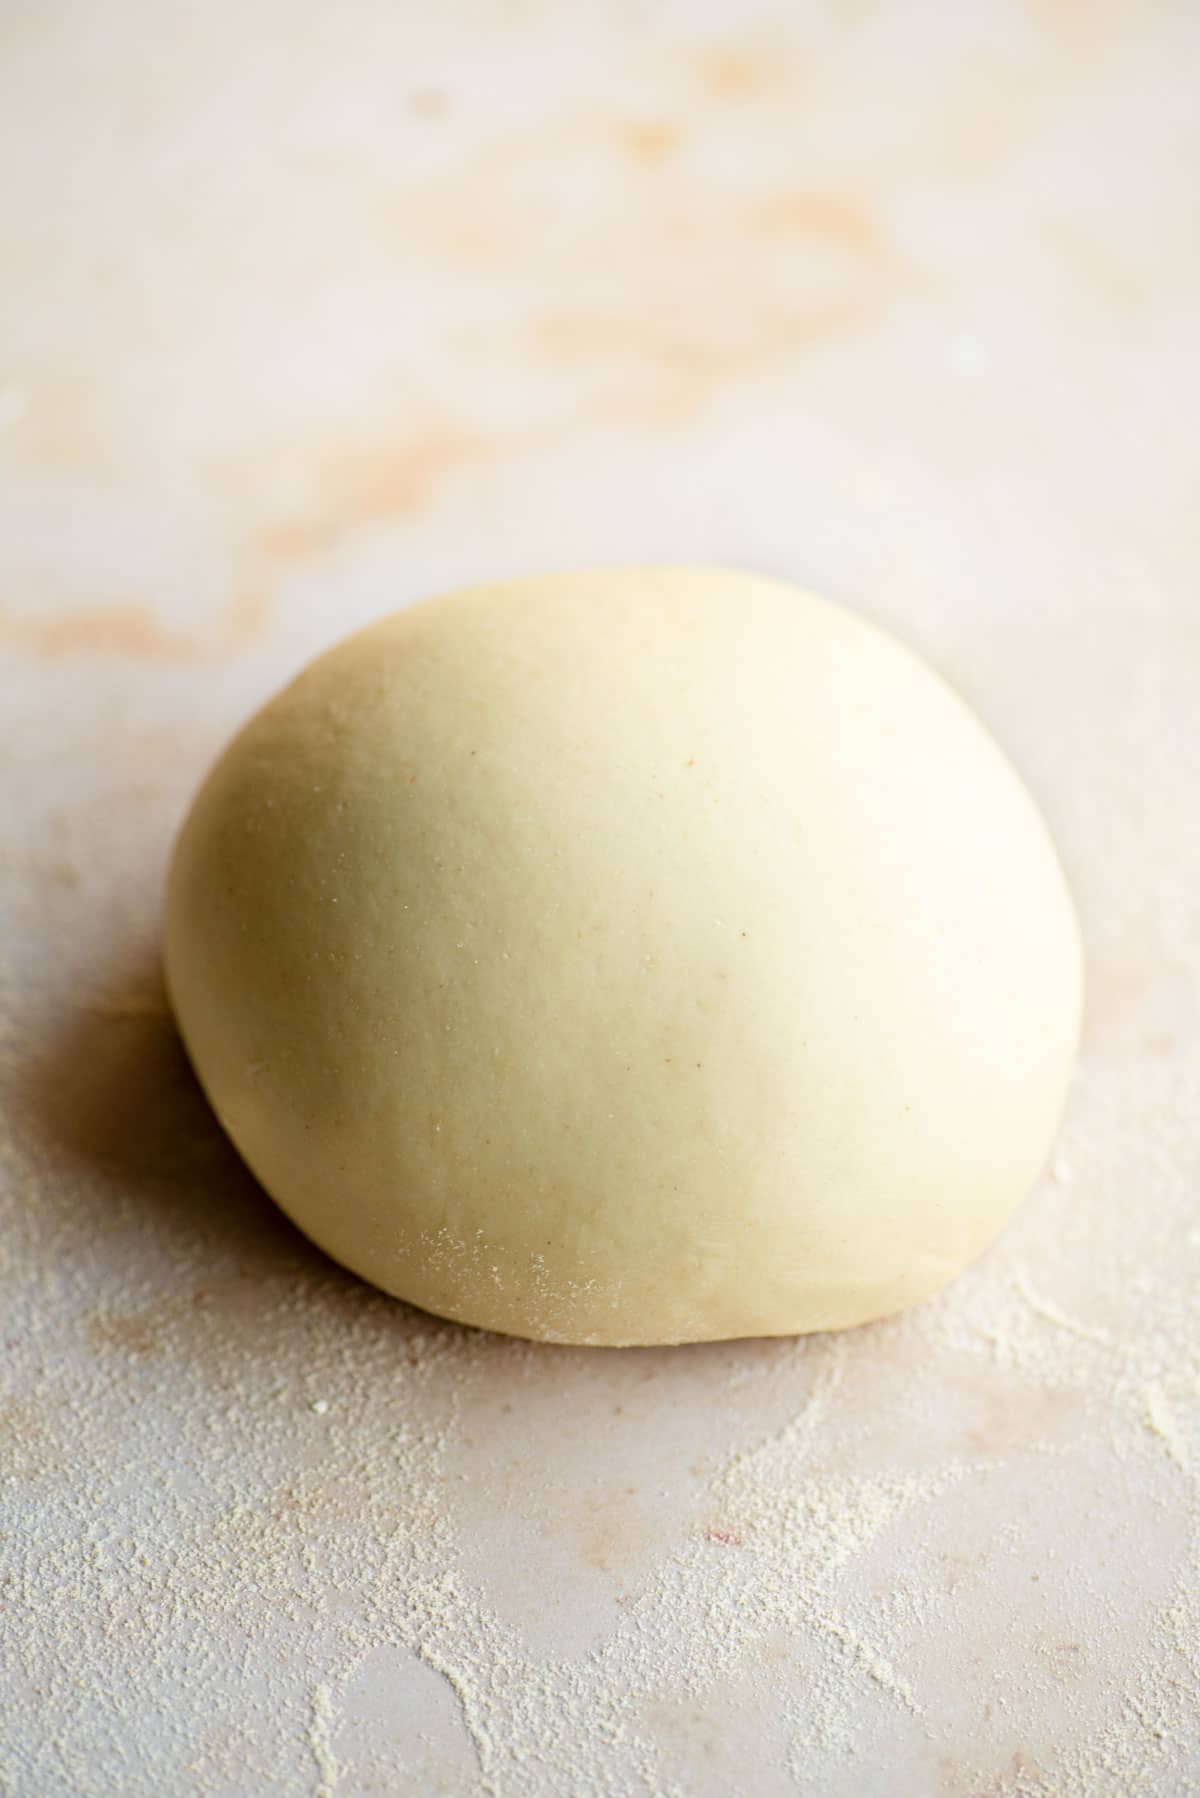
<box><xmin>2</xmin><ymin>3</ymin><xmax>1198</xmax><ymax>1794</ymax></box>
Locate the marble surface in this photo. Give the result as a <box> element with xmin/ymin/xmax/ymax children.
<box><xmin>2</xmin><ymin>3</ymin><xmax>1199</xmax><ymax>1794</ymax></box>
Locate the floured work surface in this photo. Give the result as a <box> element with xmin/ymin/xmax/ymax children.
<box><xmin>1</xmin><ymin>2</ymin><xmax>1198</xmax><ymax>1793</ymax></box>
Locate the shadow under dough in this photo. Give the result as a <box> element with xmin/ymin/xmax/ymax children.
<box><xmin>25</xmin><ymin>946</ymin><xmax>368</xmax><ymax>1299</ymax></box>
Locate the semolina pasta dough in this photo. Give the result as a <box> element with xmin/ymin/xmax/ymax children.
<box><xmin>165</xmin><ymin>568</ymin><xmax>1083</xmax><ymax>1345</ymax></box>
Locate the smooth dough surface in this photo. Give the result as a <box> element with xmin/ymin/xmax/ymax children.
<box><xmin>165</xmin><ymin>568</ymin><xmax>1083</xmax><ymax>1345</ymax></box>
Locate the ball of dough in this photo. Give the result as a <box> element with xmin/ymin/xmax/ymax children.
<box><xmin>165</xmin><ymin>568</ymin><xmax>1082</xmax><ymax>1345</ymax></box>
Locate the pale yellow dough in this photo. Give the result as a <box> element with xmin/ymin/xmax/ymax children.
<box><xmin>165</xmin><ymin>568</ymin><xmax>1083</xmax><ymax>1345</ymax></box>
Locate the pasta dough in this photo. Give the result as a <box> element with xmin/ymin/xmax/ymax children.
<box><xmin>165</xmin><ymin>568</ymin><xmax>1083</xmax><ymax>1345</ymax></box>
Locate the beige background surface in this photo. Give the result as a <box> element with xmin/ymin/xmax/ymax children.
<box><xmin>2</xmin><ymin>2</ymin><xmax>1198</xmax><ymax>1794</ymax></box>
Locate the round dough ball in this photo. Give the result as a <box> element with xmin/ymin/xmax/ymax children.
<box><xmin>165</xmin><ymin>568</ymin><xmax>1082</xmax><ymax>1345</ymax></box>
